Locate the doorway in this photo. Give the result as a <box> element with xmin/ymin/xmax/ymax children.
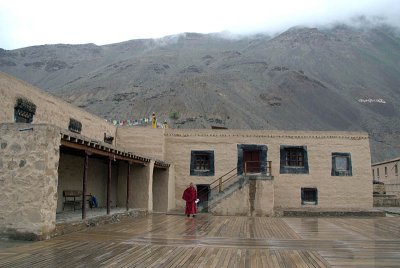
<box><xmin>237</xmin><ymin>144</ymin><xmax>268</xmax><ymax>175</ymax></box>
<box><xmin>196</xmin><ymin>184</ymin><xmax>210</xmax><ymax>212</ymax></box>
<box><xmin>243</xmin><ymin>150</ymin><xmax>261</xmax><ymax>174</ymax></box>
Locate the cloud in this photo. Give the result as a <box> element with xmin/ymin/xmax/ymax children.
<box><xmin>0</xmin><ymin>0</ymin><xmax>399</xmax><ymax>49</ymax></box>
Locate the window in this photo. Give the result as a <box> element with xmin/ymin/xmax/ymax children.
<box><xmin>104</xmin><ymin>133</ymin><xmax>114</xmax><ymax>144</ymax></box>
<box><xmin>280</xmin><ymin>146</ymin><xmax>309</xmax><ymax>174</ymax></box>
<box><xmin>14</xmin><ymin>98</ymin><xmax>36</xmax><ymax>123</ymax></box>
<box><xmin>301</xmin><ymin>188</ymin><xmax>317</xmax><ymax>205</ymax></box>
<box><xmin>68</xmin><ymin>118</ymin><xmax>82</xmax><ymax>133</ymax></box>
<box><xmin>190</xmin><ymin>150</ymin><xmax>214</xmax><ymax>176</ymax></box>
<box><xmin>395</xmin><ymin>164</ymin><xmax>398</xmax><ymax>176</ymax></box>
<box><xmin>372</xmin><ymin>169</ymin><xmax>375</xmax><ymax>178</ymax></box>
<box><xmin>195</xmin><ymin>154</ymin><xmax>210</xmax><ymax>170</ymax></box>
<box><xmin>385</xmin><ymin>167</ymin><xmax>388</xmax><ymax>176</ymax></box>
<box><xmin>285</xmin><ymin>148</ymin><xmax>304</xmax><ymax>166</ymax></box>
<box><xmin>377</xmin><ymin>168</ymin><xmax>380</xmax><ymax>177</ymax></box>
<box><xmin>331</xmin><ymin>153</ymin><xmax>352</xmax><ymax>176</ymax></box>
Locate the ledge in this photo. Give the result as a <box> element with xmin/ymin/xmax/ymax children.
<box><xmin>245</xmin><ymin>174</ymin><xmax>274</xmax><ymax>180</ymax></box>
<box><xmin>277</xmin><ymin>208</ymin><xmax>385</xmax><ymax>217</ymax></box>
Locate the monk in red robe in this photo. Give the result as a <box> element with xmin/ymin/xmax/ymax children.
<box><xmin>182</xmin><ymin>183</ymin><xmax>197</xmax><ymax>217</ymax></box>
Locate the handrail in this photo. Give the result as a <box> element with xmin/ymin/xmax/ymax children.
<box><xmin>196</xmin><ymin>167</ymin><xmax>237</xmax><ymax>198</ymax></box>
<box><xmin>196</xmin><ymin>161</ymin><xmax>273</xmax><ymax>210</ymax></box>
<box><xmin>244</xmin><ymin>161</ymin><xmax>272</xmax><ymax>176</ymax></box>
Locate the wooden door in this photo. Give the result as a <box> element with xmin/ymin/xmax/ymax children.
<box><xmin>243</xmin><ymin>150</ymin><xmax>261</xmax><ymax>173</ymax></box>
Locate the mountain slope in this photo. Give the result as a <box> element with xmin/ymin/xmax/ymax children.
<box><xmin>1</xmin><ymin>26</ymin><xmax>400</xmax><ymax>162</ymax></box>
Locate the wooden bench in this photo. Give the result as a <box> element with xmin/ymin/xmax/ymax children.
<box><xmin>63</xmin><ymin>190</ymin><xmax>94</xmax><ymax>211</ymax></box>
<box><xmin>63</xmin><ymin>190</ymin><xmax>83</xmax><ymax>211</ymax></box>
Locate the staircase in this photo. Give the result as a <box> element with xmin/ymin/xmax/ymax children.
<box><xmin>197</xmin><ymin>161</ymin><xmax>273</xmax><ymax>213</ymax></box>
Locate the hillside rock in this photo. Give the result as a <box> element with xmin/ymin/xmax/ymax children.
<box><xmin>1</xmin><ymin>26</ymin><xmax>400</xmax><ymax>162</ymax></box>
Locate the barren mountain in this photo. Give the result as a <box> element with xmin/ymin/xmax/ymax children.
<box><xmin>1</xmin><ymin>25</ymin><xmax>400</xmax><ymax>162</ymax></box>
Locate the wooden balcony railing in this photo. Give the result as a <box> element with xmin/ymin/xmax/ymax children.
<box><xmin>244</xmin><ymin>161</ymin><xmax>272</xmax><ymax>176</ymax></box>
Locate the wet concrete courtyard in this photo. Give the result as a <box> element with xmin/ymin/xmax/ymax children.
<box><xmin>0</xmin><ymin>214</ymin><xmax>400</xmax><ymax>267</ymax></box>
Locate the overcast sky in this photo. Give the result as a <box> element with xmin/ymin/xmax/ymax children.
<box><xmin>0</xmin><ymin>0</ymin><xmax>399</xmax><ymax>50</ymax></box>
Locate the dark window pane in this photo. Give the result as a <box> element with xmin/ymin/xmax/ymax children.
<box><xmin>335</xmin><ymin>156</ymin><xmax>348</xmax><ymax>171</ymax></box>
<box><xmin>14</xmin><ymin>98</ymin><xmax>36</xmax><ymax>123</ymax></box>
<box><xmin>194</xmin><ymin>155</ymin><xmax>210</xmax><ymax>170</ymax></box>
<box><xmin>285</xmin><ymin>148</ymin><xmax>304</xmax><ymax>167</ymax></box>
<box><xmin>302</xmin><ymin>188</ymin><xmax>317</xmax><ymax>204</ymax></box>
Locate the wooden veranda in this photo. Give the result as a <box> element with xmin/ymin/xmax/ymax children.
<box><xmin>1</xmin><ymin>214</ymin><xmax>400</xmax><ymax>267</ymax></box>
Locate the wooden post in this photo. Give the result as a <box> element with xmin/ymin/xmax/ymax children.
<box><xmin>244</xmin><ymin>162</ymin><xmax>247</xmax><ymax>176</ymax></box>
<box><xmin>126</xmin><ymin>162</ymin><xmax>131</xmax><ymax>211</ymax></box>
<box><xmin>267</xmin><ymin>161</ymin><xmax>271</xmax><ymax>176</ymax></box>
<box><xmin>107</xmin><ymin>157</ymin><xmax>112</xmax><ymax>215</ymax></box>
<box><xmin>82</xmin><ymin>151</ymin><xmax>89</xmax><ymax>220</ymax></box>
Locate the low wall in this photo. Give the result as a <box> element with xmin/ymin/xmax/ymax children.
<box><xmin>116</xmin><ymin>127</ymin><xmax>165</xmax><ymax>160</ymax></box>
<box><xmin>52</xmin><ymin>209</ymin><xmax>148</xmax><ymax>238</ymax></box>
<box><xmin>385</xmin><ymin>184</ymin><xmax>400</xmax><ymax>197</ymax></box>
<box><xmin>374</xmin><ymin>195</ymin><xmax>400</xmax><ymax>207</ymax></box>
<box><xmin>373</xmin><ymin>184</ymin><xmax>386</xmax><ymax>194</ymax></box>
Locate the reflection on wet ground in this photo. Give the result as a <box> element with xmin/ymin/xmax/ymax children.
<box><xmin>1</xmin><ymin>214</ymin><xmax>400</xmax><ymax>267</ymax></box>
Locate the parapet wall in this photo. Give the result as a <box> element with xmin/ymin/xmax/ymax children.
<box><xmin>0</xmin><ymin>72</ymin><xmax>116</xmax><ymax>143</ymax></box>
<box><xmin>116</xmin><ymin>127</ymin><xmax>165</xmax><ymax>160</ymax></box>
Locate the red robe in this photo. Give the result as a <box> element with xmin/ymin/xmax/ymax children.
<box><xmin>182</xmin><ymin>186</ymin><xmax>197</xmax><ymax>215</ymax></box>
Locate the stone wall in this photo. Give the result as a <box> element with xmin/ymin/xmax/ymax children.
<box><xmin>0</xmin><ymin>123</ymin><xmax>60</xmax><ymax>240</ymax></box>
<box><xmin>164</xmin><ymin>129</ymin><xmax>373</xmax><ymax>213</ymax></box>
<box><xmin>0</xmin><ymin>72</ymin><xmax>116</xmax><ymax>143</ymax></box>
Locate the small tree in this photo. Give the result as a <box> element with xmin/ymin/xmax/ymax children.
<box><xmin>169</xmin><ymin>111</ymin><xmax>180</xmax><ymax>120</ymax></box>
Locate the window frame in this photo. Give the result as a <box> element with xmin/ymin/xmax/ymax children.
<box><xmin>301</xmin><ymin>187</ymin><xmax>318</xmax><ymax>205</ymax></box>
<box><xmin>68</xmin><ymin>118</ymin><xmax>82</xmax><ymax>134</ymax></box>
<box><xmin>331</xmin><ymin>152</ymin><xmax>352</xmax><ymax>176</ymax></box>
<box><xmin>14</xmin><ymin>98</ymin><xmax>36</xmax><ymax>123</ymax></box>
<box><xmin>190</xmin><ymin>150</ymin><xmax>215</xmax><ymax>176</ymax></box>
<box><xmin>280</xmin><ymin>145</ymin><xmax>309</xmax><ymax>174</ymax></box>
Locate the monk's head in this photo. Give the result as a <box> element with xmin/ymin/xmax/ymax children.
<box><xmin>189</xmin><ymin>182</ymin><xmax>194</xmax><ymax>188</ymax></box>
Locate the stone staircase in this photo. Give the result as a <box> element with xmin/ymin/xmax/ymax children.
<box><xmin>201</xmin><ymin>175</ymin><xmax>247</xmax><ymax>212</ymax></box>
<box><xmin>200</xmin><ymin>173</ymin><xmax>273</xmax><ymax>212</ymax></box>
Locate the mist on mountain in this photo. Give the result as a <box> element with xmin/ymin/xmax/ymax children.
<box><xmin>1</xmin><ymin>23</ymin><xmax>399</xmax><ymax>162</ymax></box>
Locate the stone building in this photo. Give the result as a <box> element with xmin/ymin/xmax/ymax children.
<box><xmin>372</xmin><ymin>157</ymin><xmax>400</xmax><ymax>196</ymax></box>
<box><xmin>0</xmin><ymin>72</ymin><xmax>374</xmax><ymax>240</ymax></box>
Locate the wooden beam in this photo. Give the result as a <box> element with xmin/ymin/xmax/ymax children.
<box><xmin>82</xmin><ymin>151</ymin><xmax>89</xmax><ymax>220</ymax></box>
<box><xmin>107</xmin><ymin>157</ymin><xmax>112</xmax><ymax>215</ymax></box>
<box><xmin>61</xmin><ymin>140</ymin><xmax>150</xmax><ymax>165</ymax></box>
<box><xmin>154</xmin><ymin>164</ymin><xmax>169</xmax><ymax>169</ymax></box>
<box><xmin>126</xmin><ymin>162</ymin><xmax>131</xmax><ymax>211</ymax></box>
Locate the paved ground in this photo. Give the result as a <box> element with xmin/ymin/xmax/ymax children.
<box><xmin>1</xmin><ymin>214</ymin><xmax>400</xmax><ymax>267</ymax></box>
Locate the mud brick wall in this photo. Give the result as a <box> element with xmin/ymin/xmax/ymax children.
<box><xmin>164</xmin><ymin>129</ymin><xmax>373</xmax><ymax>214</ymax></box>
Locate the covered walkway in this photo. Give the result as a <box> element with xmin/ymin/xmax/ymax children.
<box><xmin>1</xmin><ymin>214</ymin><xmax>400</xmax><ymax>267</ymax></box>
